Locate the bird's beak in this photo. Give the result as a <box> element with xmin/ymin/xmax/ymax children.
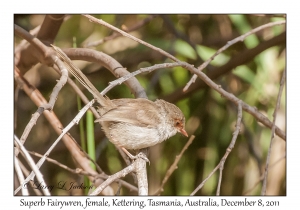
<box><xmin>179</xmin><ymin>128</ymin><xmax>188</xmax><ymax>137</ymax></box>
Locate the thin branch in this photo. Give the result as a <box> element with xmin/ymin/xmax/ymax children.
<box><xmin>83</xmin><ymin>15</ymin><xmax>179</xmax><ymax>62</ymax></box>
<box><xmin>14</xmin><ymin>156</ymin><xmax>29</xmax><ymax>195</ymax></box>
<box><xmin>102</xmin><ymin>62</ymin><xmax>184</xmax><ymax>94</ymax></box>
<box><xmin>53</xmin><ymin>65</ymin><xmax>101</xmax><ymax>118</ymax></box>
<box><xmin>191</xmin><ymin>101</ymin><xmax>242</xmax><ymax>196</ymax></box>
<box><xmin>15</xmin><ymin>15</ymin><xmax>65</xmax><ymax>73</ymax></box>
<box><xmin>17</xmin><ymin>160</ymin><xmax>43</xmax><ymax>195</ymax></box>
<box><xmin>217</xmin><ymin>101</ymin><xmax>243</xmax><ymax>195</ymax></box>
<box><xmin>90</xmin><ymin>164</ymin><xmax>135</xmax><ymax>195</ymax></box>
<box><xmin>83</xmin><ymin>15</ymin><xmax>158</xmax><ymax>47</ymax></box>
<box><xmin>62</xmin><ymin>47</ymin><xmax>148</xmax><ymax>99</ymax></box>
<box><xmin>184</xmin><ymin>20</ymin><xmax>286</xmax><ymax>91</ymax></box>
<box><xmin>28</xmin><ymin>151</ymin><xmax>95</xmax><ymax>176</ymax></box>
<box><xmin>261</xmin><ymin>69</ymin><xmax>286</xmax><ymax>195</ymax></box>
<box><xmin>66</xmin><ymin>133</ymin><xmax>103</xmax><ymax>174</ymax></box>
<box><xmin>153</xmin><ymin>135</ymin><xmax>195</xmax><ymax>195</ymax></box>
<box><xmin>14</xmin><ymin>136</ymin><xmax>51</xmax><ymax>195</ymax></box>
<box><xmin>14</xmin><ymin>24</ymin><xmax>49</xmax><ymax>59</ymax></box>
<box><xmin>160</xmin><ymin>15</ymin><xmax>204</xmax><ymax>63</ymax></box>
<box><xmin>14</xmin><ymin>25</ymin><xmax>41</xmax><ymax>55</ymax></box>
<box><xmin>15</xmin><ymin>59</ymin><xmax>67</xmax><ymax>149</ymax></box>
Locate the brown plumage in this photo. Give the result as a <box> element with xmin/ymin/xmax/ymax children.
<box><xmin>95</xmin><ymin>98</ymin><xmax>187</xmax><ymax>152</ymax></box>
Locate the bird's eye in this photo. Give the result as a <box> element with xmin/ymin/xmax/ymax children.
<box><xmin>175</xmin><ymin>121</ymin><xmax>180</xmax><ymax>127</ymax></box>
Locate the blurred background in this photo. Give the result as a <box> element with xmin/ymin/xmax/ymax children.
<box><xmin>14</xmin><ymin>14</ymin><xmax>286</xmax><ymax>195</ymax></box>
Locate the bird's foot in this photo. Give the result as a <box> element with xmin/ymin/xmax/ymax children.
<box><xmin>135</xmin><ymin>152</ymin><xmax>150</xmax><ymax>164</ymax></box>
<box><xmin>121</xmin><ymin>147</ymin><xmax>150</xmax><ymax>164</ymax></box>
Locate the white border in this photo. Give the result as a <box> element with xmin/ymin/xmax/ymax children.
<box><xmin>5</xmin><ymin>1</ymin><xmax>296</xmax><ymax>209</ymax></box>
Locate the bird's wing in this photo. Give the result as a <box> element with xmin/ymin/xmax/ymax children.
<box><xmin>95</xmin><ymin>98</ymin><xmax>160</xmax><ymax>127</ymax></box>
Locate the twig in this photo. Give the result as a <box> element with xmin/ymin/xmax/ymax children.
<box><xmin>62</xmin><ymin>48</ymin><xmax>147</xmax><ymax>99</ymax></box>
<box><xmin>66</xmin><ymin>132</ymin><xmax>103</xmax><ymax>174</ymax></box>
<box><xmin>14</xmin><ymin>135</ymin><xmax>51</xmax><ymax>195</ymax></box>
<box><xmin>28</xmin><ymin>151</ymin><xmax>95</xmax><ymax>177</ymax></box>
<box><xmin>102</xmin><ymin>62</ymin><xmax>184</xmax><ymax>94</ymax></box>
<box><xmin>16</xmin><ymin>63</ymin><xmax>67</xmax><ymax>145</ymax></box>
<box><xmin>83</xmin><ymin>15</ymin><xmax>179</xmax><ymax>62</ymax></box>
<box><xmin>191</xmin><ymin>101</ymin><xmax>242</xmax><ymax>195</ymax></box>
<box><xmin>14</xmin><ymin>24</ymin><xmax>50</xmax><ymax>60</ymax></box>
<box><xmin>14</xmin><ymin>86</ymin><xmax>20</xmax><ymax>129</ymax></box>
<box><xmin>217</xmin><ymin>101</ymin><xmax>243</xmax><ymax>195</ymax></box>
<box><xmin>83</xmin><ymin>15</ymin><xmax>158</xmax><ymax>47</ymax></box>
<box><xmin>14</xmin><ymin>25</ymin><xmax>41</xmax><ymax>55</ymax></box>
<box><xmin>15</xmin><ymin>58</ymin><xmax>67</xmax><ymax>151</ymax></box>
<box><xmin>90</xmin><ymin>164</ymin><xmax>135</xmax><ymax>195</ymax></box>
<box><xmin>15</xmin><ymin>15</ymin><xmax>65</xmax><ymax>73</ymax></box>
<box><xmin>160</xmin><ymin>15</ymin><xmax>203</xmax><ymax>63</ymax></box>
<box><xmin>261</xmin><ymin>69</ymin><xmax>286</xmax><ymax>195</ymax></box>
<box><xmin>14</xmin><ymin>156</ymin><xmax>29</xmax><ymax>195</ymax></box>
<box><xmin>53</xmin><ymin>66</ymin><xmax>101</xmax><ymax>118</ymax></box>
<box><xmin>83</xmin><ymin>15</ymin><xmax>285</xmax><ymax>140</ymax></box>
<box><xmin>17</xmin><ymin>160</ymin><xmax>43</xmax><ymax>195</ymax></box>
<box><xmin>183</xmin><ymin>20</ymin><xmax>286</xmax><ymax>91</ymax></box>
<box><xmin>153</xmin><ymin>135</ymin><xmax>195</xmax><ymax>195</ymax></box>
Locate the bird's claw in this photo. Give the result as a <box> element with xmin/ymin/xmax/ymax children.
<box><xmin>135</xmin><ymin>152</ymin><xmax>150</xmax><ymax>165</ymax></box>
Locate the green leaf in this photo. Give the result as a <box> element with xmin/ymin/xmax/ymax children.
<box><xmin>229</xmin><ymin>14</ymin><xmax>259</xmax><ymax>48</ymax></box>
<box><xmin>174</xmin><ymin>40</ymin><xmax>196</xmax><ymax>60</ymax></box>
<box><xmin>196</xmin><ymin>45</ymin><xmax>229</xmax><ymax>66</ymax></box>
<box><xmin>232</xmin><ymin>65</ymin><xmax>255</xmax><ymax>84</ymax></box>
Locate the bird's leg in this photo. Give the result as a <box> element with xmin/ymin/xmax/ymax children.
<box><xmin>121</xmin><ymin>147</ymin><xmax>150</xmax><ymax>163</ymax></box>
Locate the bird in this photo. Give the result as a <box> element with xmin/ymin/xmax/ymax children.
<box><xmin>52</xmin><ymin>45</ymin><xmax>188</xmax><ymax>160</ymax></box>
<box><xmin>94</xmin><ymin>97</ymin><xmax>188</xmax><ymax>160</ymax></box>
